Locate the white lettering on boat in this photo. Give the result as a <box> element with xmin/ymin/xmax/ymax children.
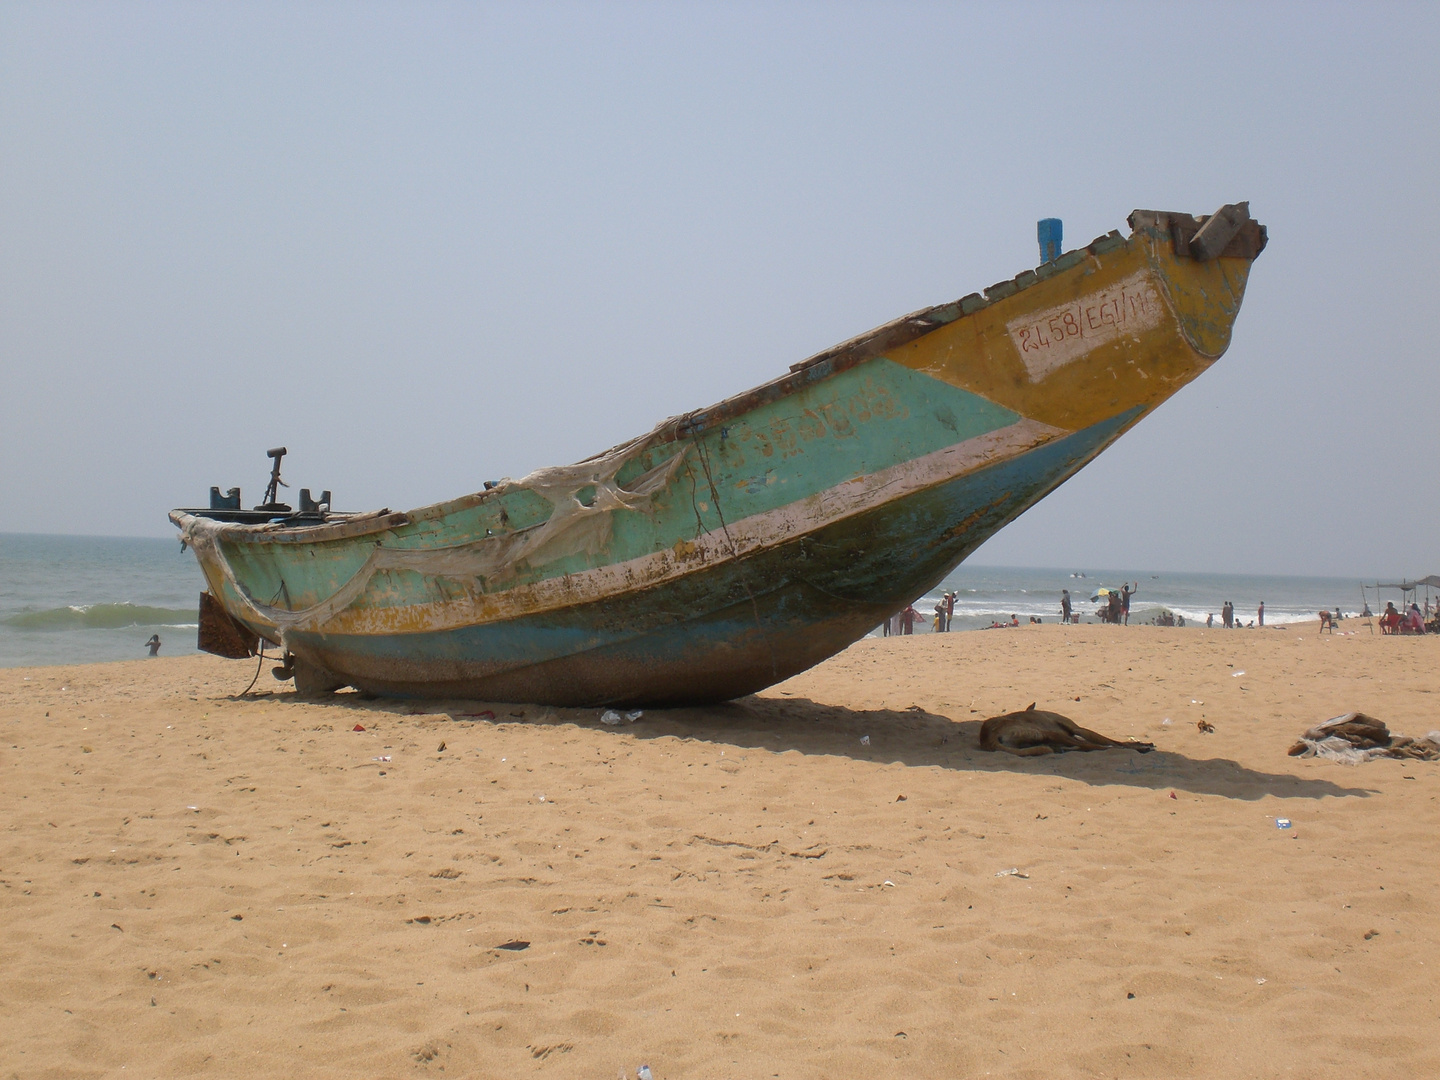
<box><xmin>1006</xmin><ymin>271</ymin><xmax>1165</xmax><ymax>381</ymax></box>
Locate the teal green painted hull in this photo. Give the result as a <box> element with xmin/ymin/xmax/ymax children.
<box><xmin>287</xmin><ymin>409</ymin><xmax>1134</xmax><ymax>705</ymax></box>
<box><xmin>201</xmin><ymin>358</ymin><xmax>1022</xmax><ymax>613</ymax></box>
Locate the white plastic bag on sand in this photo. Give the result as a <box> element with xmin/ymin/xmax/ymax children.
<box><xmin>1292</xmin><ymin>727</ymin><xmax>1440</xmax><ymax>764</ymax></box>
<box><xmin>600</xmin><ymin>710</ymin><xmax>642</xmax><ymax>726</ymax></box>
<box><xmin>1293</xmin><ymin>735</ymin><xmax>1383</xmax><ymax>765</ymax></box>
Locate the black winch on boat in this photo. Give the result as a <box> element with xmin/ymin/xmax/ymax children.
<box><xmin>177</xmin><ymin>447</ymin><xmax>336</xmax><ymax>525</ymax></box>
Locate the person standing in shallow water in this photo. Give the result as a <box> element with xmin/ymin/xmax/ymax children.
<box><xmin>144</xmin><ymin>634</ymin><xmax>161</xmax><ymax>657</ymax></box>
<box><xmin>1060</xmin><ymin>589</ymin><xmax>1072</xmax><ymax>624</ymax></box>
<box><xmin>1258</xmin><ymin>601</ymin><xmax>1265</xmax><ymax>627</ymax></box>
<box><xmin>1121</xmin><ymin>582</ymin><xmax>1137</xmax><ymax>625</ymax></box>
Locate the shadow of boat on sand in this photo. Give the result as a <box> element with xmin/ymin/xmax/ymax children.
<box><xmin>246</xmin><ymin>687</ymin><xmax>1372</xmax><ymax>801</ymax></box>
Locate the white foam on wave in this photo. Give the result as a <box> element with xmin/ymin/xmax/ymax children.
<box><xmin>1129</xmin><ymin>606</ymin><xmax>1328</xmax><ymax>628</ymax></box>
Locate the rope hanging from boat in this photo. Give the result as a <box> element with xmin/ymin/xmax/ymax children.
<box><xmin>238</xmin><ymin>640</ymin><xmax>266</xmax><ymax>697</ymax></box>
<box><xmin>685</xmin><ymin>419</ymin><xmax>778</xmax><ymax>680</ymax></box>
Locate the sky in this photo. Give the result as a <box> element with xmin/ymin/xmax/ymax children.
<box><xmin>2</xmin><ymin>2</ymin><xmax>1437</xmax><ymax>578</ymax></box>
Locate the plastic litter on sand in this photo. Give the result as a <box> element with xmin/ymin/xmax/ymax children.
<box><xmin>601</xmin><ymin>710</ymin><xmax>644</xmax><ymax>726</ymax></box>
<box><xmin>1276</xmin><ymin>818</ymin><xmax>1292</xmax><ymax>829</ymax></box>
<box><xmin>995</xmin><ymin>868</ymin><xmax>1029</xmax><ymax>878</ymax></box>
<box><xmin>860</xmin><ymin>735</ymin><xmax>871</xmax><ymax>746</ymax></box>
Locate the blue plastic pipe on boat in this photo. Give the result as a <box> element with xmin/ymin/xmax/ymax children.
<box><xmin>1037</xmin><ymin>218</ymin><xmax>1063</xmax><ymax>263</ymax></box>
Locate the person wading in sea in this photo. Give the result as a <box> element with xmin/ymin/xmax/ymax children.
<box><xmin>1060</xmin><ymin>589</ymin><xmax>1072</xmax><ymax>624</ymax></box>
<box><xmin>1121</xmin><ymin>581</ymin><xmax>1137</xmax><ymax>625</ymax></box>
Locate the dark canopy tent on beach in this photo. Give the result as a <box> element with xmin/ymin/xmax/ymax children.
<box><xmin>1366</xmin><ymin>577</ymin><xmax>1440</xmax><ymax>595</ymax></box>
<box><xmin>1360</xmin><ymin>577</ymin><xmax>1440</xmax><ymax>631</ymax></box>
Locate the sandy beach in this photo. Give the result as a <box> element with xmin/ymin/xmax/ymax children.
<box><xmin>3</xmin><ymin>621</ymin><xmax>1438</xmax><ymax>1078</ymax></box>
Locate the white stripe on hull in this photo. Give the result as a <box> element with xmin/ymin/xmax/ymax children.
<box><xmin>185</xmin><ymin>415</ymin><xmax>1064</xmax><ymax>638</ymax></box>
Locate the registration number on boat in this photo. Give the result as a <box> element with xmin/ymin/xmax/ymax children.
<box><xmin>1006</xmin><ymin>271</ymin><xmax>1165</xmax><ymax>381</ymax></box>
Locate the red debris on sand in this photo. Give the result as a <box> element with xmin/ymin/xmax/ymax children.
<box><xmin>353</xmin><ymin>723</ymin><xmax>365</xmax><ymax>732</ymax></box>
<box><xmin>1169</xmin><ymin>791</ymin><xmax>1177</xmax><ymax>800</ymax></box>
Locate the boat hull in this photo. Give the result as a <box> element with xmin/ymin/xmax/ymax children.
<box><xmin>287</xmin><ymin>409</ymin><xmax>1135</xmax><ymax>705</ymax></box>
<box><xmin>173</xmin><ymin>208</ymin><xmax>1262</xmax><ymax>705</ymax></box>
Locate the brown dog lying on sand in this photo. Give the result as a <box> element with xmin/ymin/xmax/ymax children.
<box><xmin>980</xmin><ymin>703</ymin><xmax>1156</xmax><ymax>757</ymax></box>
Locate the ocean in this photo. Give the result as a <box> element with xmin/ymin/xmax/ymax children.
<box><xmin>0</xmin><ymin>533</ymin><xmax>205</xmax><ymax>667</ymax></box>
<box><xmin>0</xmin><ymin>532</ymin><xmax>1391</xmax><ymax>668</ymax></box>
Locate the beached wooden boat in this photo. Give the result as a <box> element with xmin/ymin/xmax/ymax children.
<box><xmin>173</xmin><ymin>205</ymin><xmax>1265</xmax><ymax>704</ymax></box>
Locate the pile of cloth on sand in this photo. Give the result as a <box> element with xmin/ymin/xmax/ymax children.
<box><xmin>1288</xmin><ymin>712</ymin><xmax>1440</xmax><ymax>764</ymax></box>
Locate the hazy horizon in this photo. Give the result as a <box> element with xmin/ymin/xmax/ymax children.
<box><xmin>0</xmin><ymin>529</ymin><xmax>1418</xmax><ymax>586</ymax></box>
<box><xmin>4</xmin><ymin>3</ymin><xmax>1437</xmax><ymax>578</ymax></box>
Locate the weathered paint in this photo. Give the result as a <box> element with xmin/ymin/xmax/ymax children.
<box><xmin>1005</xmin><ymin>270</ymin><xmax>1165</xmax><ymax>381</ymax></box>
<box><xmin>281</xmin><ymin>409</ymin><xmax>1137</xmax><ymax>705</ymax></box>
<box><xmin>173</xmin><ymin>207</ymin><xmax>1263</xmax><ymax>705</ymax></box>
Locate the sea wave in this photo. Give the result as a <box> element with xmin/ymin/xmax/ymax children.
<box><xmin>1099</xmin><ymin>604</ymin><xmax>1326</xmax><ymax>627</ymax></box>
<box><xmin>3</xmin><ymin>603</ymin><xmax>197</xmax><ymax>631</ymax></box>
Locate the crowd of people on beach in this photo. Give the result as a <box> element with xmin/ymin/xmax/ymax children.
<box><xmin>880</xmin><ymin>589</ymin><xmax>1035</xmax><ymax>636</ymax></box>
<box><xmin>879</xmin><ymin>586</ymin><xmax>1440</xmax><ymax>638</ymax></box>
<box><xmin>1378</xmin><ymin>601</ymin><xmax>1430</xmax><ymax>634</ymax></box>
<box><xmin>880</xmin><ymin>591</ymin><xmax>959</xmax><ymax>636</ymax></box>
<box><xmin>1204</xmin><ymin>600</ymin><xmax>1272</xmax><ymax>628</ymax></box>
<box><xmin>1057</xmin><ymin>582</ymin><xmax>1139</xmax><ymax>625</ymax></box>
